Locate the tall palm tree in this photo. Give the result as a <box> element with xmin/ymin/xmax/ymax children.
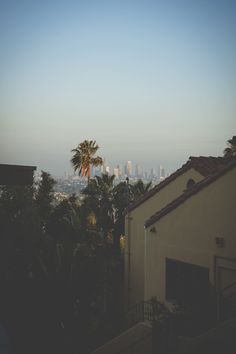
<box><xmin>71</xmin><ymin>140</ymin><xmax>103</xmax><ymax>183</ymax></box>
<box><xmin>224</xmin><ymin>136</ymin><xmax>236</xmax><ymax>158</ymax></box>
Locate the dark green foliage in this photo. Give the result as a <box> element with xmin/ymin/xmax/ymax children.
<box><xmin>223</xmin><ymin>136</ymin><xmax>236</xmax><ymax>157</ymax></box>
<box><xmin>0</xmin><ymin>169</ymin><xmax>152</xmax><ymax>354</ymax></box>
<box><xmin>132</xmin><ymin>179</ymin><xmax>152</xmax><ymax>199</ymax></box>
<box><xmin>81</xmin><ymin>174</ymin><xmax>153</xmax><ymax>253</ymax></box>
<box><xmin>35</xmin><ymin>171</ymin><xmax>56</xmax><ymax>223</ymax></box>
<box><xmin>82</xmin><ymin>174</ymin><xmax>115</xmax><ymax>240</ymax></box>
<box><xmin>0</xmin><ymin>184</ymin><xmax>42</xmax><ymax>280</ymax></box>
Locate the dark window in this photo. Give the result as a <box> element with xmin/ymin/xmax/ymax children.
<box><xmin>166</xmin><ymin>258</ymin><xmax>209</xmax><ymax>307</ymax></box>
<box><xmin>186</xmin><ymin>178</ymin><xmax>195</xmax><ymax>189</ymax></box>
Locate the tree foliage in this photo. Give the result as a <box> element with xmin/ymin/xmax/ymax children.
<box><xmin>35</xmin><ymin>171</ymin><xmax>56</xmax><ymax>223</ymax></box>
<box><xmin>0</xmin><ymin>166</ymin><xmax>153</xmax><ymax>353</ymax></box>
<box><xmin>71</xmin><ymin>140</ymin><xmax>103</xmax><ymax>182</ymax></box>
<box><xmin>224</xmin><ymin>136</ymin><xmax>236</xmax><ymax>158</ymax></box>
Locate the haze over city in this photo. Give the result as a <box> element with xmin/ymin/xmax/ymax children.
<box><xmin>1</xmin><ymin>0</ymin><xmax>236</xmax><ymax>175</ymax></box>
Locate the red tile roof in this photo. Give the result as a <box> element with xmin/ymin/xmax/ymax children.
<box><xmin>145</xmin><ymin>158</ymin><xmax>236</xmax><ymax>228</ymax></box>
<box><xmin>128</xmin><ymin>156</ymin><xmax>230</xmax><ymax>212</ymax></box>
<box><xmin>187</xmin><ymin>156</ymin><xmax>231</xmax><ymax>175</ymax></box>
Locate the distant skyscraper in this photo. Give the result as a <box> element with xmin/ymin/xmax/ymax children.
<box><xmin>150</xmin><ymin>168</ymin><xmax>155</xmax><ymax>179</ymax></box>
<box><xmin>135</xmin><ymin>164</ymin><xmax>142</xmax><ymax>178</ymax></box>
<box><xmin>101</xmin><ymin>158</ymin><xmax>107</xmax><ymax>174</ymax></box>
<box><xmin>117</xmin><ymin>164</ymin><xmax>122</xmax><ymax>177</ymax></box>
<box><xmin>124</xmin><ymin>164</ymin><xmax>127</xmax><ymax>176</ymax></box>
<box><xmin>159</xmin><ymin>165</ymin><xmax>165</xmax><ymax>181</ymax></box>
<box><xmin>114</xmin><ymin>167</ymin><xmax>119</xmax><ymax>178</ymax></box>
<box><xmin>126</xmin><ymin>160</ymin><xmax>132</xmax><ymax>177</ymax></box>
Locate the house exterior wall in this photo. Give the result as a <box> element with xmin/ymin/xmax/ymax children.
<box><xmin>124</xmin><ymin>168</ymin><xmax>204</xmax><ymax>308</ymax></box>
<box><xmin>145</xmin><ymin>167</ymin><xmax>236</xmax><ymax>305</ymax></box>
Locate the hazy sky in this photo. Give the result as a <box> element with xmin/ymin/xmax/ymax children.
<box><xmin>1</xmin><ymin>0</ymin><xmax>236</xmax><ymax>176</ymax></box>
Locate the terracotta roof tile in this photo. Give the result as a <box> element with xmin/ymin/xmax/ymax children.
<box><xmin>188</xmin><ymin>156</ymin><xmax>230</xmax><ymax>176</ymax></box>
<box><xmin>145</xmin><ymin>158</ymin><xmax>236</xmax><ymax>228</ymax></box>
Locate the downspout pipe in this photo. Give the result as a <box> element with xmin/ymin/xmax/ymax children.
<box><xmin>126</xmin><ymin>177</ymin><xmax>131</xmax><ymax>309</ymax></box>
<box><xmin>144</xmin><ymin>226</ymin><xmax>148</xmax><ymax>302</ymax></box>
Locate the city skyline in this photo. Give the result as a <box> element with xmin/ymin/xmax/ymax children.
<box><xmin>54</xmin><ymin>158</ymin><xmax>167</xmax><ymax>180</ymax></box>
<box><xmin>92</xmin><ymin>160</ymin><xmax>167</xmax><ymax>180</ymax></box>
<box><xmin>1</xmin><ymin>0</ymin><xmax>236</xmax><ymax>175</ymax></box>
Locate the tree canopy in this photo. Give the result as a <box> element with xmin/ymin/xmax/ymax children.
<box><xmin>0</xmin><ymin>160</ymin><xmax>153</xmax><ymax>353</ymax></box>
<box><xmin>223</xmin><ymin>136</ymin><xmax>236</xmax><ymax>158</ymax></box>
<box><xmin>71</xmin><ymin>140</ymin><xmax>103</xmax><ymax>182</ymax></box>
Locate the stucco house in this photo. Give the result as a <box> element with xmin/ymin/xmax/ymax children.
<box><xmin>93</xmin><ymin>157</ymin><xmax>236</xmax><ymax>354</ymax></box>
<box><xmin>124</xmin><ymin>156</ymin><xmax>232</xmax><ymax>309</ymax></box>
<box><xmin>144</xmin><ymin>158</ymin><xmax>236</xmax><ymax>321</ymax></box>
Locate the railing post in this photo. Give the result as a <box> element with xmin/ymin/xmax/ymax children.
<box><xmin>217</xmin><ymin>292</ymin><xmax>221</xmax><ymax>322</ymax></box>
<box><xmin>142</xmin><ymin>301</ymin><xmax>145</xmax><ymax>322</ymax></box>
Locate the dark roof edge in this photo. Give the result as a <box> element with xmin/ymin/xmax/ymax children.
<box><xmin>128</xmin><ymin>161</ymin><xmax>193</xmax><ymax>212</ymax></box>
<box><xmin>145</xmin><ymin>159</ymin><xmax>236</xmax><ymax>228</ymax></box>
<box><xmin>0</xmin><ymin>164</ymin><xmax>36</xmax><ymax>170</ymax></box>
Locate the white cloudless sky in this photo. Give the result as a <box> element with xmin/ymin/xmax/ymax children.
<box><xmin>1</xmin><ymin>0</ymin><xmax>236</xmax><ymax>176</ymax></box>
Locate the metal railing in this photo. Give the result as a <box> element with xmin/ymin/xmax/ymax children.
<box><xmin>220</xmin><ymin>281</ymin><xmax>236</xmax><ymax>320</ymax></box>
<box><xmin>222</xmin><ymin>280</ymin><xmax>236</xmax><ymax>294</ymax></box>
<box><xmin>126</xmin><ymin>300</ymin><xmax>170</xmax><ymax>327</ymax></box>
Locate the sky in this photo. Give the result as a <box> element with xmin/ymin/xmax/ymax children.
<box><xmin>1</xmin><ymin>0</ymin><xmax>236</xmax><ymax>176</ymax></box>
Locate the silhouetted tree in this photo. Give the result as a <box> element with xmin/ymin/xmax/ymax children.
<box><xmin>82</xmin><ymin>173</ymin><xmax>115</xmax><ymax>241</ymax></box>
<box><xmin>34</xmin><ymin>171</ymin><xmax>56</xmax><ymax>224</ymax></box>
<box><xmin>0</xmin><ymin>184</ymin><xmax>39</xmax><ymax>280</ymax></box>
<box><xmin>0</xmin><ymin>163</ymin><xmax>157</xmax><ymax>353</ymax></box>
<box><xmin>132</xmin><ymin>179</ymin><xmax>152</xmax><ymax>199</ymax></box>
<box><xmin>223</xmin><ymin>136</ymin><xmax>236</xmax><ymax>157</ymax></box>
<box><xmin>112</xmin><ymin>179</ymin><xmax>134</xmax><ymax>253</ymax></box>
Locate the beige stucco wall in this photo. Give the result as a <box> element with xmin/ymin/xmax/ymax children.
<box><xmin>145</xmin><ymin>166</ymin><xmax>236</xmax><ymax>304</ymax></box>
<box><xmin>124</xmin><ymin>168</ymin><xmax>204</xmax><ymax>308</ymax></box>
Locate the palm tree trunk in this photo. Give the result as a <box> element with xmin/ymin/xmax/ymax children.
<box><xmin>81</xmin><ymin>166</ymin><xmax>85</xmax><ymax>177</ymax></box>
<box><xmin>87</xmin><ymin>165</ymin><xmax>90</xmax><ymax>185</ymax></box>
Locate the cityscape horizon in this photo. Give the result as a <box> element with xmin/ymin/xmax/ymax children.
<box><xmin>1</xmin><ymin>1</ymin><xmax>235</xmax><ymax>175</ymax></box>
<box><xmin>32</xmin><ymin>144</ymin><xmax>226</xmax><ymax>179</ymax></box>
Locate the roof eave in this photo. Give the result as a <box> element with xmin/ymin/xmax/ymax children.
<box><xmin>145</xmin><ymin>159</ymin><xmax>236</xmax><ymax>228</ymax></box>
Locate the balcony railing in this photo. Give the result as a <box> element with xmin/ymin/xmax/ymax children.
<box><xmin>126</xmin><ymin>300</ymin><xmax>170</xmax><ymax>327</ymax></box>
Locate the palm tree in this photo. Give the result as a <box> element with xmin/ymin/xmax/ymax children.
<box><xmin>112</xmin><ymin>180</ymin><xmax>134</xmax><ymax>253</ymax></box>
<box><xmin>82</xmin><ymin>173</ymin><xmax>115</xmax><ymax>241</ymax></box>
<box><xmin>224</xmin><ymin>136</ymin><xmax>236</xmax><ymax>158</ymax></box>
<box><xmin>132</xmin><ymin>179</ymin><xmax>152</xmax><ymax>199</ymax></box>
<box><xmin>71</xmin><ymin>140</ymin><xmax>103</xmax><ymax>183</ymax></box>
